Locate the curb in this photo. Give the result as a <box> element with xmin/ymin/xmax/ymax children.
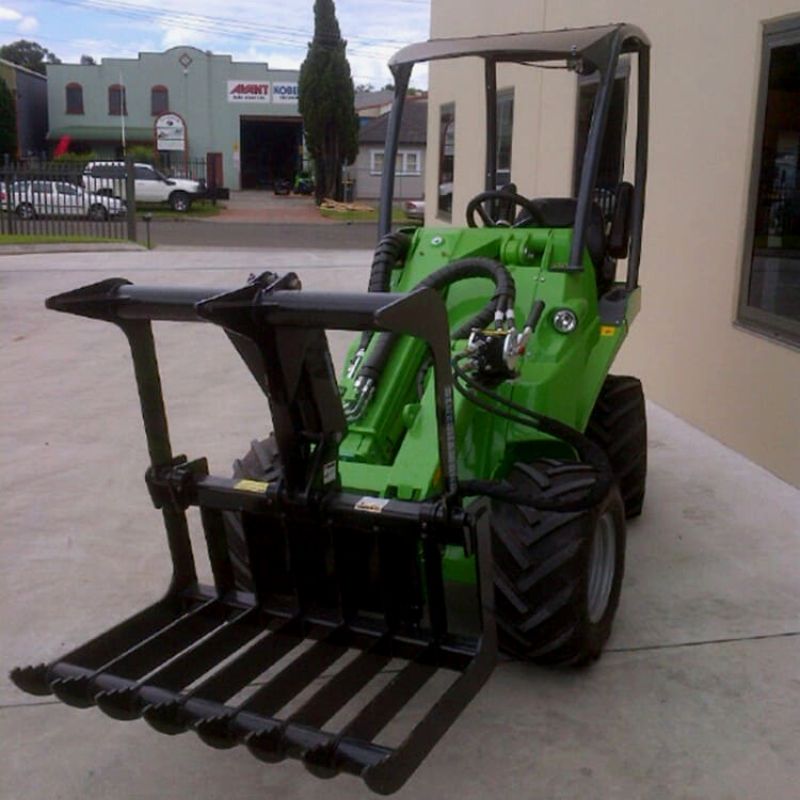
<box><xmin>0</xmin><ymin>242</ymin><xmax>146</xmax><ymax>256</ymax></box>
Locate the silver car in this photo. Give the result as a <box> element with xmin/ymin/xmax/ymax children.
<box><xmin>5</xmin><ymin>180</ymin><xmax>126</xmax><ymax>220</ymax></box>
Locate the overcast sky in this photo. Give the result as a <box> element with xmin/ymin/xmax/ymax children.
<box><xmin>0</xmin><ymin>0</ymin><xmax>431</xmax><ymax>87</ymax></box>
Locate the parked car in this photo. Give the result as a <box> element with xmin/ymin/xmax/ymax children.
<box><xmin>5</xmin><ymin>180</ymin><xmax>126</xmax><ymax>220</ymax></box>
<box><xmin>404</xmin><ymin>198</ymin><xmax>425</xmax><ymax>221</ymax></box>
<box><xmin>82</xmin><ymin>161</ymin><xmax>205</xmax><ymax>212</ymax></box>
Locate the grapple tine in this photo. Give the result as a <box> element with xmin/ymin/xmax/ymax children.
<box><xmin>141</xmin><ymin>701</ymin><xmax>189</xmax><ymax>735</ymax></box>
<box><xmin>244</xmin><ymin>725</ymin><xmax>287</xmax><ymax>764</ymax></box>
<box><xmin>192</xmin><ymin>713</ymin><xmax>239</xmax><ymax>749</ymax></box>
<box><xmin>9</xmin><ymin>664</ymin><xmax>51</xmax><ymax>696</ymax></box>
<box><xmin>50</xmin><ymin>676</ymin><xmax>94</xmax><ymax>708</ymax></box>
<box><xmin>95</xmin><ymin>687</ymin><xmax>142</xmax><ymax>720</ymax></box>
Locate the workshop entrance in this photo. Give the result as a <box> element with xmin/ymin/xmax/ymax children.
<box><xmin>240</xmin><ymin>118</ymin><xmax>303</xmax><ymax>190</ymax></box>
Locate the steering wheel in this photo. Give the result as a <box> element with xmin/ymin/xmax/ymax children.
<box><xmin>466</xmin><ymin>190</ymin><xmax>546</xmax><ymax>228</ymax></box>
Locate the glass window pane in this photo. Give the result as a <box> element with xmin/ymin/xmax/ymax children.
<box><xmin>496</xmin><ymin>90</ymin><xmax>514</xmax><ymax>185</ymax></box>
<box><xmin>747</xmin><ymin>40</ymin><xmax>800</xmax><ymax>325</ymax></box>
<box><xmin>66</xmin><ymin>84</ymin><xmax>83</xmax><ymax>114</ymax></box>
<box><xmin>151</xmin><ymin>87</ymin><xmax>168</xmax><ymax>116</ymax></box>
<box><xmin>438</xmin><ymin>104</ymin><xmax>455</xmax><ymax>217</ymax></box>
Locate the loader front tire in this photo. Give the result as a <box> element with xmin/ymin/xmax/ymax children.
<box><xmin>223</xmin><ymin>437</ymin><xmax>282</xmax><ymax>591</ymax></box>
<box><xmin>490</xmin><ymin>459</ymin><xmax>626</xmax><ymax>666</ymax></box>
<box><xmin>586</xmin><ymin>375</ymin><xmax>647</xmax><ymax>518</ymax></box>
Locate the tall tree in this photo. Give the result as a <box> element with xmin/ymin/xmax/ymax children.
<box><xmin>0</xmin><ymin>40</ymin><xmax>61</xmax><ymax>75</ymax></box>
<box><xmin>0</xmin><ymin>78</ymin><xmax>16</xmax><ymax>159</ymax></box>
<box><xmin>299</xmin><ymin>0</ymin><xmax>358</xmax><ymax>203</ymax></box>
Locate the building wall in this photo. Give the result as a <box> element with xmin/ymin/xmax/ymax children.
<box><xmin>47</xmin><ymin>47</ymin><xmax>299</xmax><ymax>188</ymax></box>
<box><xmin>427</xmin><ymin>0</ymin><xmax>800</xmax><ymax>487</ymax></box>
<box><xmin>0</xmin><ymin>59</ymin><xmax>48</xmax><ymax>158</ymax></box>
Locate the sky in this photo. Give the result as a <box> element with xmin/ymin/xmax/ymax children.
<box><xmin>0</xmin><ymin>0</ymin><xmax>431</xmax><ymax>88</ymax></box>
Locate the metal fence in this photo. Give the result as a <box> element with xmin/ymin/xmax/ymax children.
<box><xmin>0</xmin><ymin>159</ymin><xmax>134</xmax><ymax>240</ymax></box>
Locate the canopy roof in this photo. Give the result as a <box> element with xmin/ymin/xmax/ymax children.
<box><xmin>389</xmin><ymin>23</ymin><xmax>648</xmax><ymax>71</ymax></box>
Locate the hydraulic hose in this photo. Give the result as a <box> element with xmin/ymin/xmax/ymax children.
<box><xmin>354</xmin><ymin>232</ymin><xmax>411</xmax><ymax>354</ymax></box>
<box><xmin>357</xmin><ymin>257</ymin><xmax>515</xmax><ymax>386</ymax></box>
<box><xmin>451</xmin><ymin>352</ymin><xmax>614</xmax><ymax>511</ymax></box>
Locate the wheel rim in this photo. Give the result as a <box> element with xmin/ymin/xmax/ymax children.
<box><xmin>587</xmin><ymin>512</ymin><xmax>617</xmax><ymax>623</ymax></box>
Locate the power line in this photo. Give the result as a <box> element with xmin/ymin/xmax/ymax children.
<box><xmin>45</xmin><ymin>0</ymin><xmax>422</xmax><ymax>56</ymax></box>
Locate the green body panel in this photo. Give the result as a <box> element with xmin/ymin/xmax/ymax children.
<box><xmin>336</xmin><ymin>225</ymin><xmax>640</xmax><ymax>582</ymax></box>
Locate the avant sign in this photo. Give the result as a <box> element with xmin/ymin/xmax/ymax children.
<box><xmin>154</xmin><ymin>113</ymin><xmax>186</xmax><ymax>152</ymax></box>
<box><xmin>228</xmin><ymin>81</ymin><xmax>271</xmax><ymax>103</ymax></box>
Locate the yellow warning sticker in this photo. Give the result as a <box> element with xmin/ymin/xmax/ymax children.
<box><xmin>234</xmin><ymin>479</ymin><xmax>269</xmax><ymax>494</ymax></box>
<box><xmin>600</xmin><ymin>325</ymin><xmax>617</xmax><ymax>337</ymax></box>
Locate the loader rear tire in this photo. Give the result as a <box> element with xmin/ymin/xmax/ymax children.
<box><xmin>490</xmin><ymin>459</ymin><xmax>626</xmax><ymax>666</ymax></box>
<box><xmin>586</xmin><ymin>375</ymin><xmax>647</xmax><ymax>518</ymax></box>
<box><xmin>223</xmin><ymin>436</ymin><xmax>282</xmax><ymax>591</ymax></box>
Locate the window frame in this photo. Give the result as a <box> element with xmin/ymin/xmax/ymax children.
<box><xmin>369</xmin><ymin>148</ymin><xmax>422</xmax><ymax>176</ymax></box>
<box><xmin>108</xmin><ymin>84</ymin><xmax>127</xmax><ymax>116</ymax></box>
<box><xmin>65</xmin><ymin>82</ymin><xmax>84</xmax><ymax>115</ymax></box>
<box><xmin>496</xmin><ymin>88</ymin><xmax>514</xmax><ymax>187</ymax></box>
<box><xmin>151</xmin><ymin>85</ymin><xmax>169</xmax><ymax>116</ymax></box>
<box><xmin>736</xmin><ymin>15</ymin><xmax>800</xmax><ymax>349</ymax></box>
<box><xmin>437</xmin><ymin>102</ymin><xmax>455</xmax><ymax>220</ymax></box>
<box><xmin>572</xmin><ymin>59</ymin><xmax>630</xmax><ymax>200</ymax></box>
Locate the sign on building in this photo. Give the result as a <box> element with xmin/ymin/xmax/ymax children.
<box><xmin>228</xmin><ymin>81</ymin><xmax>271</xmax><ymax>102</ymax></box>
<box><xmin>154</xmin><ymin>112</ymin><xmax>186</xmax><ymax>152</ymax></box>
<box><xmin>272</xmin><ymin>82</ymin><xmax>299</xmax><ymax>104</ymax></box>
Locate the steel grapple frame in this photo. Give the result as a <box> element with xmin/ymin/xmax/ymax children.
<box><xmin>12</xmin><ymin>275</ymin><xmax>496</xmax><ymax>795</ymax></box>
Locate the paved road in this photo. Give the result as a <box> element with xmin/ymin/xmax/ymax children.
<box><xmin>2</xmin><ymin>249</ymin><xmax>799</xmax><ymax>800</ymax></box>
<box><xmin>144</xmin><ymin>219</ymin><xmax>386</xmax><ymax>249</ymax></box>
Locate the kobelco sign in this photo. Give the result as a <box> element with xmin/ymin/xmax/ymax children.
<box><xmin>272</xmin><ymin>82</ymin><xmax>299</xmax><ymax>104</ymax></box>
<box><xmin>227</xmin><ymin>81</ymin><xmax>271</xmax><ymax>102</ymax></box>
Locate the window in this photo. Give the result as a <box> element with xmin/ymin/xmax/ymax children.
<box><xmin>134</xmin><ymin>165</ymin><xmax>158</xmax><ymax>180</ymax></box>
<box><xmin>573</xmin><ymin>66</ymin><xmax>629</xmax><ymax>217</ymax></box>
<box><xmin>369</xmin><ymin>149</ymin><xmax>421</xmax><ymax>176</ymax></box>
<box><xmin>496</xmin><ymin>89</ymin><xmax>514</xmax><ymax>187</ymax></box>
<box><xmin>438</xmin><ymin>103</ymin><xmax>455</xmax><ymax>218</ymax></box>
<box><xmin>108</xmin><ymin>84</ymin><xmax>127</xmax><ymax>116</ymax></box>
<box><xmin>151</xmin><ymin>85</ymin><xmax>169</xmax><ymax>116</ymax></box>
<box><xmin>65</xmin><ymin>83</ymin><xmax>83</xmax><ymax>115</ymax></box>
<box><xmin>738</xmin><ymin>17</ymin><xmax>800</xmax><ymax>346</ymax></box>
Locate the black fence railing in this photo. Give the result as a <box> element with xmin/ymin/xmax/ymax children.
<box><xmin>157</xmin><ymin>157</ymin><xmax>207</xmax><ymax>183</ymax></box>
<box><xmin>0</xmin><ymin>160</ymin><xmax>134</xmax><ymax>240</ymax></box>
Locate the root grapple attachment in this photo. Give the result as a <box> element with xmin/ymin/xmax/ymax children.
<box><xmin>11</xmin><ymin>273</ymin><xmax>496</xmax><ymax>795</ymax></box>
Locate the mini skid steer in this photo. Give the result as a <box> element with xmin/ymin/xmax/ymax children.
<box><xmin>12</xmin><ymin>24</ymin><xmax>650</xmax><ymax>795</ymax></box>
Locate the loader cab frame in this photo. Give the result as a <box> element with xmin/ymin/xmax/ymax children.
<box><xmin>377</xmin><ymin>24</ymin><xmax>651</xmax><ymax>290</ymax></box>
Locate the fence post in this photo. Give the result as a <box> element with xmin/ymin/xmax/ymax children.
<box><xmin>125</xmin><ymin>155</ymin><xmax>137</xmax><ymax>243</ymax></box>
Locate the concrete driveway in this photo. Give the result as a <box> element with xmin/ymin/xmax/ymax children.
<box><xmin>1</xmin><ymin>248</ymin><xmax>798</xmax><ymax>800</ymax></box>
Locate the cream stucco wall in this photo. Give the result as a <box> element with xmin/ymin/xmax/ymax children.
<box><xmin>425</xmin><ymin>0</ymin><xmax>800</xmax><ymax>487</ymax></box>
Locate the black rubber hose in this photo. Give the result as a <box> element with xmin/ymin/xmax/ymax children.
<box><xmin>369</xmin><ymin>231</ymin><xmax>411</xmax><ymax>293</ymax></box>
<box><xmin>357</xmin><ymin>257</ymin><xmax>515</xmax><ymax>384</ymax></box>
<box><xmin>451</xmin><ymin>353</ymin><xmax>614</xmax><ymax>511</ymax></box>
<box><xmin>356</xmin><ymin>232</ymin><xmax>411</xmax><ymax>353</ymax></box>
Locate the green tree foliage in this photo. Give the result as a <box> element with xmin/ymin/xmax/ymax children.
<box><xmin>299</xmin><ymin>0</ymin><xmax>358</xmax><ymax>202</ymax></box>
<box><xmin>0</xmin><ymin>77</ymin><xmax>16</xmax><ymax>158</ymax></box>
<box><xmin>0</xmin><ymin>40</ymin><xmax>61</xmax><ymax>75</ymax></box>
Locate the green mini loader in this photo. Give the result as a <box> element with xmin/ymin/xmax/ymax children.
<box><xmin>11</xmin><ymin>24</ymin><xmax>650</xmax><ymax>794</ymax></box>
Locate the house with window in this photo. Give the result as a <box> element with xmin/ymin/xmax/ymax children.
<box><xmin>352</xmin><ymin>98</ymin><xmax>427</xmax><ymax>201</ymax></box>
<box><xmin>426</xmin><ymin>2</ymin><xmax>799</xmax><ymax>487</ymax></box>
<box><xmin>46</xmin><ymin>47</ymin><xmax>301</xmax><ymax>190</ymax></box>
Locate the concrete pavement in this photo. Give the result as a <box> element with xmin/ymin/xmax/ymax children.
<box><xmin>1</xmin><ymin>248</ymin><xmax>799</xmax><ymax>799</ymax></box>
